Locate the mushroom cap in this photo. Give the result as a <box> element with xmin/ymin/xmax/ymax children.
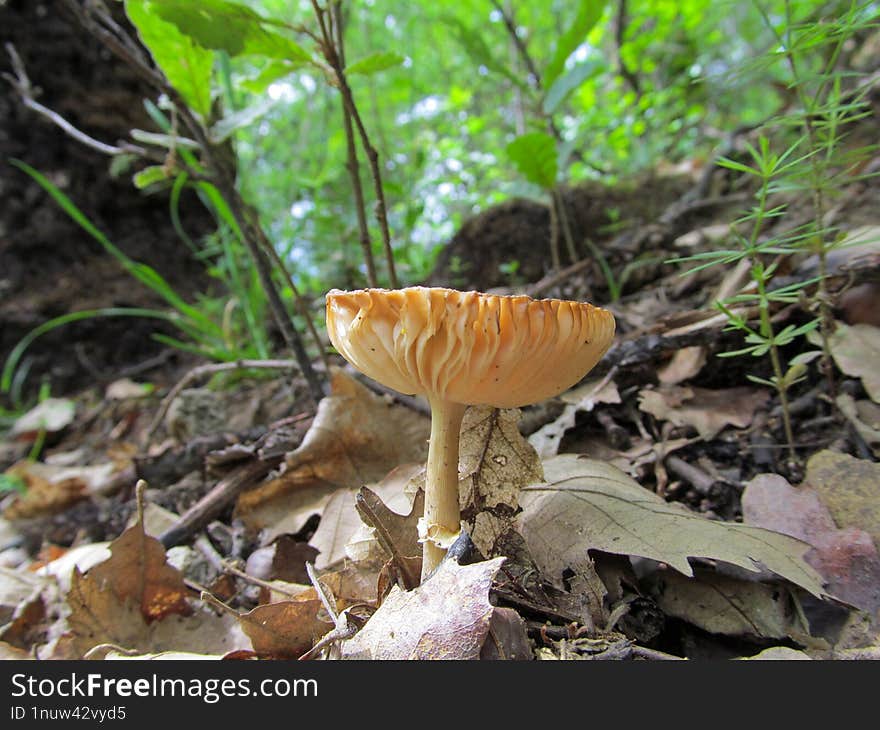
<box><xmin>326</xmin><ymin>286</ymin><xmax>615</xmax><ymax>408</ymax></box>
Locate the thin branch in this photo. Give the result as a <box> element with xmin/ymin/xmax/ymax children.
<box><xmin>3</xmin><ymin>43</ymin><xmax>153</xmax><ymax>158</ymax></box>
<box><xmin>326</xmin><ymin>0</ymin><xmax>398</xmax><ymax>288</ymax></box>
<box><xmin>614</xmin><ymin>0</ymin><xmax>641</xmax><ymax>99</ymax></box>
<box><xmin>326</xmin><ymin>2</ymin><xmax>378</xmax><ymax>287</ymax></box>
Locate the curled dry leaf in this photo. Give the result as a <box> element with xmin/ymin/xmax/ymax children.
<box><xmin>341</xmin><ymin>557</ymin><xmax>505</xmax><ymax>660</ymax></box>
<box><xmin>637</xmin><ymin>385</ymin><xmax>769</xmax><ymax>439</ymax></box>
<box><xmin>236</xmin><ymin>368</ymin><xmax>430</xmax><ymax>535</ymax></box>
<box><xmin>518</xmin><ymin>455</ymin><xmax>828</xmax><ymax>598</ymax></box>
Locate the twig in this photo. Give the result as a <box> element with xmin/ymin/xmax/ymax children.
<box><xmin>3</xmin><ymin>43</ymin><xmax>156</xmax><ymax>160</ymax></box>
<box><xmin>329</xmin><ymin>4</ymin><xmax>378</xmax><ymax>288</ymax></box>
<box><xmin>147</xmin><ymin>359</ymin><xmax>301</xmax><ymax>439</ymax></box>
<box><xmin>220</xmin><ymin>559</ymin><xmax>302</xmax><ymax>599</ymax></box>
<box><xmin>159</xmin><ymin>457</ymin><xmax>282</xmax><ymax>548</ymax></box>
<box><xmin>320</xmin><ymin>0</ymin><xmax>398</xmax><ymax>288</ymax></box>
<box><xmin>614</xmin><ymin>0</ymin><xmax>641</xmax><ymax>99</ymax></box>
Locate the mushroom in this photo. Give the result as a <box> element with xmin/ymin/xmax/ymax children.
<box><xmin>325</xmin><ymin>286</ymin><xmax>615</xmax><ymax>580</ymax></box>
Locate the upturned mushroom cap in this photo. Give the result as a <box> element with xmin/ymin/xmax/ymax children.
<box><xmin>326</xmin><ymin>287</ymin><xmax>615</xmax><ymax>408</ymax></box>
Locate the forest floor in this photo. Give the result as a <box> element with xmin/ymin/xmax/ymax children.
<box><xmin>1</xmin><ymin>135</ymin><xmax>879</xmax><ymax>661</ymax></box>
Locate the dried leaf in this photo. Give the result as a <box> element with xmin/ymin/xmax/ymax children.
<box><xmin>529</xmin><ymin>378</ymin><xmax>621</xmax><ymax>458</ymax></box>
<box><xmin>310</xmin><ymin>464</ymin><xmax>421</xmax><ymax>571</ymax></box>
<box><xmin>65</xmin><ymin>574</ymin><xmax>249</xmax><ymax>659</ymax></box>
<box><xmin>836</xmin><ymin>394</ymin><xmax>880</xmax><ymax>451</ymax></box>
<box><xmin>2</xmin><ymin>461</ymin><xmax>115</xmax><ymax>520</ymax></box>
<box><xmin>647</xmin><ymin>568</ymin><xmax>809</xmax><ymax>640</ymax></box>
<box><xmin>459</xmin><ymin>407</ymin><xmax>544</xmax><ymax>517</ymax></box>
<box><xmin>85</xmin><ymin>522</ymin><xmax>192</xmax><ymax>622</ymax></box>
<box><xmin>341</xmin><ymin>557</ymin><xmax>505</xmax><ymax>660</ymax></box>
<box><xmin>237</xmin><ymin>369</ymin><xmax>430</xmax><ymax>533</ymax></box>
<box><xmin>239</xmin><ymin>599</ymin><xmax>331</xmax><ymax>659</ymax></box>
<box><xmin>0</xmin><ymin>566</ymin><xmax>46</xmax><ymax>625</ymax></box>
<box><xmin>826</xmin><ymin>322</ymin><xmax>880</xmax><ymax>402</ymax></box>
<box><xmin>638</xmin><ymin>385</ymin><xmax>769</xmax><ymax>439</ymax></box>
<box><xmin>519</xmin><ymin>455</ymin><xmax>828</xmax><ymax>598</ymax></box>
<box><xmin>480</xmin><ymin>607</ymin><xmax>532</xmax><ymax>660</ymax></box>
<box><xmin>11</xmin><ymin>397</ymin><xmax>75</xmax><ymax>437</ymax></box>
<box><xmin>657</xmin><ymin>346</ymin><xmax>707</xmax><ymax>385</ymax></box>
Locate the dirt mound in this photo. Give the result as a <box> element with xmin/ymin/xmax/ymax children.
<box><xmin>0</xmin><ymin>1</ymin><xmax>213</xmax><ymax>401</ymax></box>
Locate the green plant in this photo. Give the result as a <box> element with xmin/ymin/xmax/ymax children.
<box><xmin>0</xmin><ymin>161</ymin><xmax>271</xmax><ymax>397</ymax></box>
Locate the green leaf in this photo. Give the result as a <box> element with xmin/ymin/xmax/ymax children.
<box><xmin>544</xmin><ymin>0</ymin><xmax>608</xmax><ymax>88</ymax></box>
<box><xmin>441</xmin><ymin>14</ymin><xmax>526</xmax><ymax>90</ymax></box>
<box><xmin>345</xmin><ymin>51</ymin><xmax>405</xmax><ymax>76</ymax></box>
<box><xmin>140</xmin><ymin>0</ymin><xmax>313</xmax><ymax>62</ymax></box>
<box><xmin>133</xmin><ymin>165</ymin><xmax>170</xmax><ymax>189</ymax></box>
<box><xmin>506</xmin><ymin>132</ymin><xmax>558</xmax><ymax>189</ymax></box>
<box><xmin>543</xmin><ymin>58</ymin><xmax>604</xmax><ymax>115</ymax></box>
<box><xmin>124</xmin><ymin>1</ymin><xmax>214</xmax><ymax>116</ymax></box>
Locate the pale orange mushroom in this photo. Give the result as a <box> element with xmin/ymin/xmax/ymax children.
<box><xmin>326</xmin><ymin>286</ymin><xmax>615</xmax><ymax>580</ymax></box>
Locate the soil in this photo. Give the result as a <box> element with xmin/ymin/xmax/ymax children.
<box><xmin>0</xmin><ymin>0</ymin><xmax>213</xmax><ymax>401</ymax></box>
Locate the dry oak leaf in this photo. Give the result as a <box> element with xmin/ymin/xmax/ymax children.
<box><xmin>518</xmin><ymin>455</ymin><xmax>827</xmax><ymax>598</ymax></box>
<box><xmin>637</xmin><ymin>385</ymin><xmax>769</xmax><ymax>440</ymax></box>
<box><xmin>236</xmin><ymin>368</ymin><xmax>430</xmax><ymax>534</ymax></box>
<box><xmin>341</xmin><ymin>557</ymin><xmax>505</xmax><ymax>660</ymax></box>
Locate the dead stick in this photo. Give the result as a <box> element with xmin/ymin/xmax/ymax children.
<box><xmin>159</xmin><ymin>457</ymin><xmax>281</xmax><ymax>548</ymax></box>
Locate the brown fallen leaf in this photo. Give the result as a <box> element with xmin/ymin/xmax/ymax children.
<box><xmin>309</xmin><ymin>464</ymin><xmax>421</xmax><ymax>571</ymax></box>
<box><xmin>2</xmin><ymin>461</ymin><xmax>109</xmax><ymax>520</ymax></box>
<box><xmin>637</xmin><ymin>385</ymin><xmax>769</xmax><ymax>439</ymax></box>
<box><xmin>239</xmin><ymin>598</ymin><xmax>332</xmax><ymax>659</ymax></box>
<box><xmin>519</xmin><ymin>455</ymin><xmax>828</xmax><ymax>598</ymax></box>
<box><xmin>826</xmin><ymin>322</ymin><xmax>880</xmax><ymax>403</ymax></box>
<box><xmin>236</xmin><ymin>368</ymin><xmax>430</xmax><ymax>534</ymax></box>
<box><xmin>657</xmin><ymin>345</ymin><xmax>707</xmax><ymax>385</ymax></box>
<box><xmin>480</xmin><ymin>607</ymin><xmax>532</xmax><ymax>660</ymax></box>
<box><xmin>84</xmin><ymin>521</ymin><xmax>192</xmax><ymax>622</ymax></box>
<box><xmin>341</xmin><ymin>556</ymin><xmax>505</xmax><ymax>660</ymax></box>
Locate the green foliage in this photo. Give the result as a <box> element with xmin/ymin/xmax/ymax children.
<box><xmin>506</xmin><ymin>132</ymin><xmax>558</xmax><ymax>189</ymax></box>
<box><xmin>123</xmin><ymin>0</ymin><xmax>214</xmax><ymax>116</ymax></box>
<box><xmin>543</xmin><ymin>0</ymin><xmax>608</xmax><ymax>87</ymax></box>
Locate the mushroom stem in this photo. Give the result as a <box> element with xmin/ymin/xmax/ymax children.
<box><xmin>421</xmin><ymin>398</ymin><xmax>467</xmax><ymax>580</ymax></box>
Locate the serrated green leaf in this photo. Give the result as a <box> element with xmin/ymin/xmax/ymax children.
<box><xmin>506</xmin><ymin>132</ymin><xmax>558</xmax><ymax>189</ymax></box>
<box><xmin>544</xmin><ymin>0</ymin><xmax>608</xmax><ymax>88</ymax></box>
<box><xmin>124</xmin><ymin>1</ymin><xmax>214</xmax><ymax>116</ymax></box>
<box><xmin>345</xmin><ymin>51</ymin><xmax>405</xmax><ymax>76</ymax></box>
<box><xmin>519</xmin><ymin>455</ymin><xmax>827</xmax><ymax>598</ymax></box>
<box><xmin>138</xmin><ymin>0</ymin><xmax>313</xmax><ymax>62</ymax></box>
